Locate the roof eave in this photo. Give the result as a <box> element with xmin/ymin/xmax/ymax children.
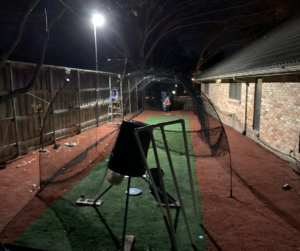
<box><xmin>197</xmin><ymin>65</ymin><xmax>300</xmax><ymax>81</ymax></box>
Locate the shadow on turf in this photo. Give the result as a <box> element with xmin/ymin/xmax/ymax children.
<box><xmin>93</xmin><ymin>207</ymin><xmax>120</xmax><ymax>250</ymax></box>
<box><xmin>0</xmin><ymin>243</ymin><xmax>48</xmax><ymax>251</ymax></box>
<box><xmin>199</xmin><ymin>224</ymin><xmax>222</xmax><ymax>251</ymax></box>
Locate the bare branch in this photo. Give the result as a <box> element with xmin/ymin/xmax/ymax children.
<box><xmin>0</xmin><ymin>1</ymin><xmax>76</xmax><ymax>105</ymax></box>
<box><xmin>0</xmin><ymin>0</ymin><xmax>40</xmax><ymax>66</ymax></box>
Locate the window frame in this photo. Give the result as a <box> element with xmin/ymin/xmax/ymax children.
<box><xmin>229</xmin><ymin>81</ymin><xmax>241</xmax><ymax>100</ymax></box>
<box><xmin>204</xmin><ymin>84</ymin><xmax>209</xmax><ymax>94</ymax></box>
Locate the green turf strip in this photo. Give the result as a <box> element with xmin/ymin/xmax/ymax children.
<box><xmin>14</xmin><ymin>116</ymin><xmax>207</xmax><ymax>251</ymax></box>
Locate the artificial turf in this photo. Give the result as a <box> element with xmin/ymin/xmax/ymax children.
<box><xmin>13</xmin><ymin>116</ymin><xmax>207</xmax><ymax>251</ymax></box>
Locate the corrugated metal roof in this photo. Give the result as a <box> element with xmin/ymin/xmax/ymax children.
<box><xmin>197</xmin><ymin>15</ymin><xmax>300</xmax><ymax>80</ymax></box>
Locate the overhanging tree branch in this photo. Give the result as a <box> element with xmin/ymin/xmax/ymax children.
<box><xmin>0</xmin><ymin>0</ymin><xmax>39</xmax><ymax>66</ymax></box>
<box><xmin>0</xmin><ymin>1</ymin><xmax>75</xmax><ymax>106</ymax></box>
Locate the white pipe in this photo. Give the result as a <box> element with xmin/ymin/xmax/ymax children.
<box><xmin>133</xmin><ymin>128</ymin><xmax>179</xmax><ymax>251</ymax></box>
<box><xmin>160</xmin><ymin>126</ymin><xmax>194</xmax><ymax>244</ymax></box>
<box><xmin>180</xmin><ymin>120</ymin><xmax>198</xmax><ymax>216</ymax></box>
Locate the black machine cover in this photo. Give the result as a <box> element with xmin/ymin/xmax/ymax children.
<box><xmin>107</xmin><ymin>120</ymin><xmax>151</xmax><ymax>177</ymax></box>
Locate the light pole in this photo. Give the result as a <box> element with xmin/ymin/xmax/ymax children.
<box><xmin>92</xmin><ymin>14</ymin><xmax>105</xmax><ymax>127</ymax></box>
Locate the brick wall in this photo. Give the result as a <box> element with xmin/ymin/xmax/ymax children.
<box><xmin>202</xmin><ymin>83</ymin><xmax>246</xmax><ymax>132</ymax></box>
<box><xmin>203</xmin><ymin>76</ymin><xmax>300</xmax><ymax>171</ymax></box>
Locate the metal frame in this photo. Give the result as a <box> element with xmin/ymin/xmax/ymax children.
<box><xmin>133</xmin><ymin>119</ymin><xmax>197</xmax><ymax>249</ymax></box>
<box><xmin>128</xmin><ymin>79</ymin><xmax>131</xmax><ymax>114</ymax></box>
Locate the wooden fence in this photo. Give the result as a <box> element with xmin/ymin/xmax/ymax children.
<box><xmin>0</xmin><ymin>61</ymin><xmax>139</xmax><ymax>163</ymax></box>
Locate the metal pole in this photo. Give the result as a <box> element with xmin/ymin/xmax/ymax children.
<box><xmin>109</xmin><ymin>76</ymin><xmax>112</xmax><ymax>122</ymax></box>
<box><xmin>120</xmin><ymin>59</ymin><xmax>127</xmax><ymax>119</ymax></box>
<box><xmin>49</xmin><ymin>68</ymin><xmax>56</xmax><ymax>143</ymax></box>
<box><xmin>94</xmin><ymin>184</ymin><xmax>113</xmax><ymax>204</ymax></box>
<box><xmin>121</xmin><ymin>176</ymin><xmax>131</xmax><ymax>250</ymax></box>
<box><xmin>120</xmin><ymin>76</ymin><xmax>123</xmax><ymax>119</ymax></box>
<box><xmin>9</xmin><ymin>63</ymin><xmax>20</xmax><ymax>156</ymax></box>
<box><xmin>94</xmin><ymin>23</ymin><xmax>99</xmax><ymax>127</ymax></box>
<box><xmin>77</xmin><ymin>70</ymin><xmax>81</xmax><ymax>133</ymax></box>
<box><xmin>128</xmin><ymin>79</ymin><xmax>131</xmax><ymax>114</ymax></box>
<box><xmin>181</xmin><ymin>121</ymin><xmax>197</xmax><ymax>216</ymax></box>
<box><xmin>160</xmin><ymin>126</ymin><xmax>194</xmax><ymax>244</ymax></box>
<box><xmin>148</xmin><ymin>129</ymin><xmax>178</xmax><ymax>251</ymax></box>
<box><xmin>133</xmin><ymin>131</ymin><xmax>167</xmax><ymax>214</ymax></box>
<box><xmin>134</xmin><ymin>127</ymin><xmax>178</xmax><ymax>250</ymax></box>
<box><xmin>136</xmin><ymin>79</ymin><xmax>138</xmax><ymax>111</ymax></box>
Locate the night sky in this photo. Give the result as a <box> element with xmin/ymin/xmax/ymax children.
<box><xmin>0</xmin><ymin>0</ymin><xmax>299</xmax><ymax>75</ymax></box>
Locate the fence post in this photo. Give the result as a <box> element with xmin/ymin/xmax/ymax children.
<box><xmin>77</xmin><ymin>70</ymin><xmax>81</xmax><ymax>133</ymax></box>
<box><xmin>96</xmin><ymin>72</ymin><xmax>99</xmax><ymax>127</ymax></box>
<box><xmin>49</xmin><ymin>67</ymin><xmax>56</xmax><ymax>143</ymax></box>
<box><xmin>136</xmin><ymin>78</ymin><xmax>138</xmax><ymax>111</ymax></box>
<box><xmin>9</xmin><ymin>63</ymin><xmax>20</xmax><ymax>156</ymax></box>
<box><xmin>128</xmin><ymin>78</ymin><xmax>131</xmax><ymax>114</ymax></box>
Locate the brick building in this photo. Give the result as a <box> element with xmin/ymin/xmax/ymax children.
<box><xmin>196</xmin><ymin>15</ymin><xmax>300</xmax><ymax>172</ymax></box>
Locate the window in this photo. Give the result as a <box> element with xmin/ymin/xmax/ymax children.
<box><xmin>204</xmin><ymin>84</ymin><xmax>209</xmax><ymax>94</ymax></box>
<box><xmin>229</xmin><ymin>82</ymin><xmax>241</xmax><ymax>100</ymax></box>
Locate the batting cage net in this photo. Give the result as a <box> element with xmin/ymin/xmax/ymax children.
<box><xmin>0</xmin><ymin>59</ymin><xmax>231</xmax><ymax>251</ymax></box>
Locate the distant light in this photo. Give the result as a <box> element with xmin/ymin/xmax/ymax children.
<box><xmin>191</xmin><ymin>78</ymin><xmax>195</xmax><ymax>81</ymax></box>
<box><xmin>107</xmin><ymin>59</ymin><xmax>111</xmax><ymax>61</ymax></box>
<box><xmin>216</xmin><ymin>79</ymin><xmax>222</xmax><ymax>84</ymax></box>
<box><xmin>172</xmin><ymin>91</ymin><xmax>176</xmax><ymax>94</ymax></box>
<box><xmin>66</xmin><ymin>78</ymin><xmax>70</xmax><ymax>82</ymax></box>
<box><xmin>92</xmin><ymin>14</ymin><xmax>105</xmax><ymax>26</ymax></box>
<box><xmin>175</xmin><ymin>84</ymin><xmax>177</xmax><ymax>87</ymax></box>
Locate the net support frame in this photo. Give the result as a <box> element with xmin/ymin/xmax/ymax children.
<box><xmin>134</xmin><ymin>119</ymin><xmax>197</xmax><ymax>248</ymax></box>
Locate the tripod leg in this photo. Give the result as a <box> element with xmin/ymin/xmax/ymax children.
<box><xmin>121</xmin><ymin>176</ymin><xmax>131</xmax><ymax>250</ymax></box>
<box><xmin>93</xmin><ymin>185</ymin><xmax>114</xmax><ymax>205</ymax></box>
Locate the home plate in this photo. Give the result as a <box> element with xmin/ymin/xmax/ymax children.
<box><xmin>76</xmin><ymin>198</ymin><xmax>103</xmax><ymax>206</ymax></box>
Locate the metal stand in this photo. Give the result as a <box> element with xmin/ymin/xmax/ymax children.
<box><xmin>134</xmin><ymin>119</ymin><xmax>197</xmax><ymax>249</ymax></box>
<box><xmin>107</xmin><ymin>98</ymin><xmax>121</xmax><ymax>127</ymax></box>
<box><xmin>121</xmin><ymin>176</ymin><xmax>133</xmax><ymax>250</ymax></box>
<box><xmin>141</xmin><ymin>177</ymin><xmax>178</xmax><ymax>205</ymax></box>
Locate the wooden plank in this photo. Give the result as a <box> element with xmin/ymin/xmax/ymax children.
<box><xmin>9</xmin><ymin>63</ymin><xmax>20</xmax><ymax>156</ymax></box>
<box><xmin>0</xmin><ymin>117</ymin><xmax>14</xmax><ymax>121</ymax></box>
<box><xmin>136</xmin><ymin>79</ymin><xmax>138</xmax><ymax>111</ymax></box>
<box><xmin>17</xmin><ymin>113</ymin><xmax>39</xmax><ymax>120</ymax></box>
<box><xmin>77</xmin><ymin>70</ymin><xmax>82</xmax><ymax>133</ymax></box>
<box><xmin>96</xmin><ymin>70</ymin><xmax>99</xmax><ymax>127</ymax></box>
<box><xmin>49</xmin><ymin>68</ymin><xmax>56</xmax><ymax>143</ymax></box>
<box><xmin>79</xmin><ymin>87</ymin><xmax>110</xmax><ymax>92</ymax></box>
<box><xmin>0</xmin><ymin>91</ymin><xmax>9</xmax><ymax>95</ymax></box>
<box><xmin>53</xmin><ymin>108</ymin><xmax>77</xmax><ymax>114</ymax></box>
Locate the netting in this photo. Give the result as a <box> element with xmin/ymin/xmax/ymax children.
<box><xmin>0</xmin><ymin>59</ymin><xmax>231</xmax><ymax>251</ymax></box>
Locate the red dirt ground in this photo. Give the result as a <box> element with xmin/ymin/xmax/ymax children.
<box><xmin>1</xmin><ymin>109</ymin><xmax>300</xmax><ymax>251</ymax></box>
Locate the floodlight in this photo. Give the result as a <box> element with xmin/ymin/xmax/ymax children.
<box><xmin>92</xmin><ymin>14</ymin><xmax>105</xmax><ymax>26</ymax></box>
